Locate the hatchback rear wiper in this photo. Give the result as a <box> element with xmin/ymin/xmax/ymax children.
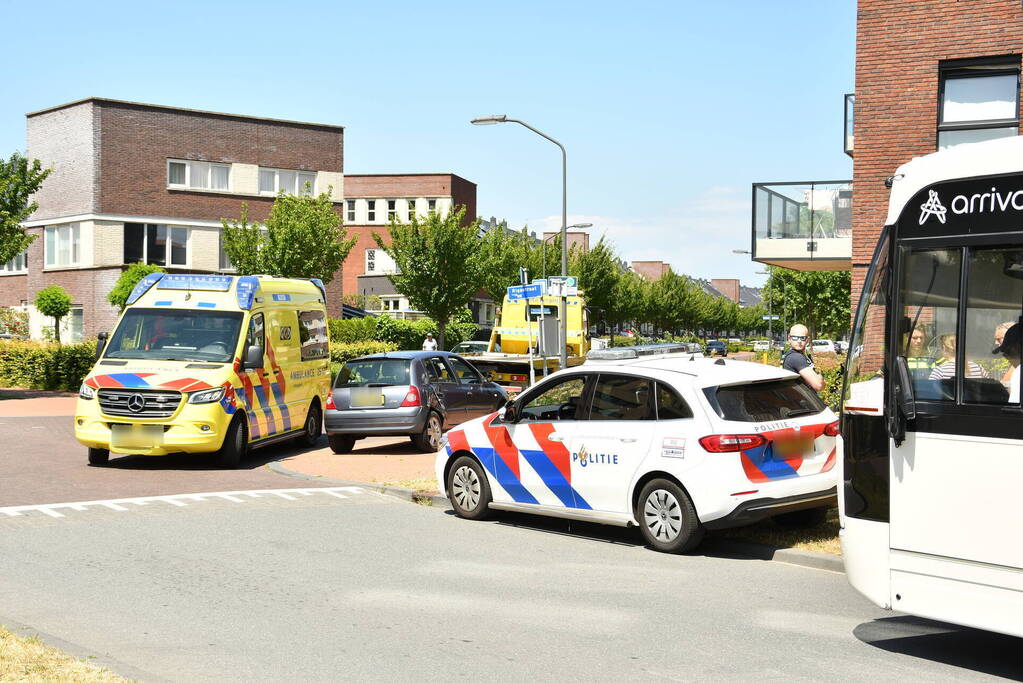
<box><xmin>784</xmin><ymin>408</ymin><xmax>820</xmax><ymax>418</ymax></box>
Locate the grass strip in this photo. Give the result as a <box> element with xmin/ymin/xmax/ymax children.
<box><xmin>0</xmin><ymin>625</ymin><xmax>126</xmax><ymax>682</ymax></box>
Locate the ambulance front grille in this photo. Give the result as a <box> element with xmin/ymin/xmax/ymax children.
<box><xmin>97</xmin><ymin>389</ymin><xmax>182</xmax><ymax>418</ymax></box>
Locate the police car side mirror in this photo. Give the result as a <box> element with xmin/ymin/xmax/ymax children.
<box><xmin>502</xmin><ymin>401</ymin><xmax>519</xmax><ymax>423</ymax></box>
<box><xmin>244</xmin><ymin>345</ymin><xmax>264</xmax><ymax>370</ymax></box>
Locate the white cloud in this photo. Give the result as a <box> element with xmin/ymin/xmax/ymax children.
<box><xmin>525</xmin><ymin>186</ymin><xmax>766</xmax><ymax>285</ymax></box>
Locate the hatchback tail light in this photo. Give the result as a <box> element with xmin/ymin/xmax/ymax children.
<box><xmin>400</xmin><ymin>385</ymin><xmax>422</xmax><ymax>407</ymax></box>
<box><xmin>824</xmin><ymin>420</ymin><xmax>840</xmax><ymax>437</ymax></box>
<box><xmin>698</xmin><ymin>433</ymin><xmax>767</xmax><ymax>453</ymax></box>
<box><xmin>325</xmin><ymin>393</ymin><xmax>337</xmax><ymax>410</ymax></box>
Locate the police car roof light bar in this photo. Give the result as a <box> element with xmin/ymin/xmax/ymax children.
<box><xmin>586</xmin><ymin>343</ymin><xmax>691</xmax><ymax>362</ymax></box>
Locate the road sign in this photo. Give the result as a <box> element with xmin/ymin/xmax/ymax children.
<box><xmin>762</xmin><ymin>315</ymin><xmax>780</xmax><ymax>321</ymax></box>
<box><xmin>548</xmin><ymin>275</ymin><xmax>578</xmax><ymax>296</ymax></box>
<box><xmin>507</xmin><ymin>282</ymin><xmax>545</xmax><ymax>301</ymax></box>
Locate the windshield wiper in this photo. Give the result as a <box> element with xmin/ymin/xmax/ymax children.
<box><xmin>784</xmin><ymin>408</ymin><xmax>820</xmax><ymax>418</ymax></box>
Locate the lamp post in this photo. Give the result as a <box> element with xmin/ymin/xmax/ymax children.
<box><xmin>542</xmin><ymin>223</ymin><xmax>592</xmax><ymax>279</ymax></box>
<box><xmin>472</xmin><ymin>114</ymin><xmax>572</xmax><ymax>369</ymax></box>
<box><xmin>755</xmin><ymin>269</ymin><xmax>772</xmax><ymax>341</ymax></box>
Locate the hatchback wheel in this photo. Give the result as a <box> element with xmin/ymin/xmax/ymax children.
<box><xmin>411</xmin><ymin>411</ymin><xmax>442</xmax><ymax>452</ymax></box>
<box><xmin>636</xmin><ymin>479</ymin><xmax>703</xmax><ymax>553</ymax></box>
<box><xmin>328</xmin><ymin>434</ymin><xmax>356</xmax><ymax>454</ymax></box>
<box><xmin>87</xmin><ymin>448</ymin><xmax>109</xmax><ymax>465</ymax></box>
<box><xmin>447</xmin><ymin>455</ymin><xmax>493</xmax><ymax>520</ymax></box>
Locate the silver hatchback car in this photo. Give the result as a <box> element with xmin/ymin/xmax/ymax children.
<box><xmin>324</xmin><ymin>351</ymin><xmax>508</xmax><ymax>454</ymax></box>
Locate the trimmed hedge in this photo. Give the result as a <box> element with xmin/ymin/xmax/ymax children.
<box><xmin>329</xmin><ymin>341</ymin><xmax>398</xmax><ymax>364</ymax></box>
<box><xmin>0</xmin><ymin>340</ymin><xmax>97</xmax><ymax>391</ymax></box>
<box><xmin>327</xmin><ymin>311</ymin><xmax>480</xmax><ymax>351</ymax></box>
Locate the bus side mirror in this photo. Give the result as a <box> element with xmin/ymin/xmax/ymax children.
<box><xmin>94</xmin><ymin>332</ymin><xmax>108</xmax><ymax>361</ymax></box>
<box><xmin>894</xmin><ymin>356</ymin><xmax>916</xmax><ymax>421</ymax></box>
<box><xmin>244</xmin><ymin>345</ymin><xmax>264</xmax><ymax>370</ymax></box>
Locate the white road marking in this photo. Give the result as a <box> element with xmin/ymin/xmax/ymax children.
<box><xmin>0</xmin><ymin>487</ymin><xmax>366</xmax><ymax>520</ymax></box>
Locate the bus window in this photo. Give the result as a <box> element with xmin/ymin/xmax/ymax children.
<box><xmin>845</xmin><ymin>237</ymin><xmax>889</xmax><ymax>413</ymax></box>
<box><xmin>899</xmin><ymin>248</ymin><xmax>962</xmax><ymax>402</ymax></box>
<box><xmin>963</xmin><ymin>247</ymin><xmax>1023</xmax><ymax>405</ymax></box>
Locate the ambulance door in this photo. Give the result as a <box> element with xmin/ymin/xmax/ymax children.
<box><xmin>567</xmin><ymin>373</ymin><xmax>655</xmax><ymax>513</ymax></box>
<box><xmin>490</xmin><ymin>374</ymin><xmax>592</xmax><ymax>508</ymax></box>
<box><xmin>239</xmin><ymin>312</ymin><xmax>275</xmax><ymax>441</ymax></box>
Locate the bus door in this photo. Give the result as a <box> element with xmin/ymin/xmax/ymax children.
<box><xmin>890</xmin><ymin>239</ymin><xmax>1023</xmax><ymax>576</ymax></box>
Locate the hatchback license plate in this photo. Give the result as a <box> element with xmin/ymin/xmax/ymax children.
<box><xmin>350</xmin><ymin>388</ymin><xmax>385</xmax><ymax>408</ymax></box>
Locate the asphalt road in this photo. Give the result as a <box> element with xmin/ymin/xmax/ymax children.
<box><xmin>1</xmin><ymin>491</ymin><xmax>1019</xmax><ymax>682</ymax></box>
<box><xmin>0</xmin><ymin>414</ymin><xmax>338</xmax><ymax>507</ymax></box>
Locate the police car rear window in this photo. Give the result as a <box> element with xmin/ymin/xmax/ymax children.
<box><xmin>705</xmin><ymin>379</ymin><xmax>825</xmax><ymax>422</ymax></box>
<box><xmin>336</xmin><ymin>359</ymin><xmax>411</xmax><ymax>388</ymax></box>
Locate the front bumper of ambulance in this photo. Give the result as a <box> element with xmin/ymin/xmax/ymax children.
<box><xmin>74</xmin><ymin>387</ymin><xmax>233</xmax><ymax>455</ymax></box>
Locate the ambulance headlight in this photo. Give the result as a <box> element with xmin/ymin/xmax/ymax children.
<box><xmin>79</xmin><ymin>383</ymin><xmax>95</xmax><ymax>400</ymax></box>
<box><xmin>188</xmin><ymin>387</ymin><xmax>226</xmax><ymax>404</ymax></box>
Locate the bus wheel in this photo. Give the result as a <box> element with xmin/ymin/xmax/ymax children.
<box><xmin>216</xmin><ymin>416</ymin><xmax>247</xmax><ymax>469</ymax></box>
<box><xmin>87</xmin><ymin>448</ymin><xmax>109</xmax><ymax>465</ymax></box>
<box><xmin>636</xmin><ymin>479</ymin><xmax>703</xmax><ymax>553</ymax></box>
<box><xmin>295</xmin><ymin>402</ymin><xmax>322</xmax><ymax>448</ymax></box>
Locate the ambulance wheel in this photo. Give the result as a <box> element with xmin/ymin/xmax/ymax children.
<box><xmin>216</xmin><ymin>416</ymin><xmax>248</xmax><ymax>469</ymax></box>
<box><xmin>773</xmin><ymin>506</ymin><xmax>828</xmax><ymax>529</ymax></box>
<box><xmin>295</xmin><ymin>402</ymin><xmax>322</xmax><ymax>448</ymax></box>
<box><xmin>411</xmin><ymin>411</ymin><xmax>442</xmax><ymax>452</ymax></box>
<box><xmin>328</xmin><ymin>435</ymin><xmax>355</xmax><ymax>454</ymax></box>
<box><xmin>87</xmin><ymin>448</ymin><xmax>109</xmax><ymax>465</ymax></box>
<box><xmin>447</xmin><ymin>455</ymin><xmax>493</xmax><ymax>520</ymax></box>
<box><xmin>636</xmin><ymin>479</ymin><xmax>703</xmax><ymax>553</ymax></box>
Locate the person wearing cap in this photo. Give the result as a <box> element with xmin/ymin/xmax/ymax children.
<box><xmin>993</xmin><ymin>321</ymin><xmax>1016</xmax><ymax>384</ymax></box>
<box><xmin>782</xmin><ymin>324</ymin><xmax>824</xmax><ymax>392</ymax></box>
<box><xmin>422</xmin><ymin>333</ymin><xmax>438</xmax><ymax>351</ymax></box>
<box><xmin>993</xmin><ymin>322</ymin><xmax>1021</xmax><ymax>403</ymax></box>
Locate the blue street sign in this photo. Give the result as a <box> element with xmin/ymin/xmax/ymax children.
<box><xmin>507</xmin><ymin>283</ymin><xmax>545</xmax><ymax>301</ymax></box>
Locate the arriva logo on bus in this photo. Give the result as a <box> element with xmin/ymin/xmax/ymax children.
<box><xmin>919</xmin><ymin>186</ymin><xmax>1023</xmax><ymax>225</ymax></box>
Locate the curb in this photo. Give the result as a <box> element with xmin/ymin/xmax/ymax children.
<box><xmin>267</xmin><ymin>461</ymin><xmax>451</xmax><ymax>508</ymax></box>
<box><xmin>267</xmin><ymin>461</ymin><xmax>842</xmax><ymax>573</ymax></box>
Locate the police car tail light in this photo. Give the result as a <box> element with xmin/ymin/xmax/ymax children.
<box><xmin>698</xmin><ymin>433</ymin><xmax>767</xmax><ymax>453</ymax></box>
<box><xmin>400</xmin><ymin>385</ymin><xmax>421</xmax><ymax>407</ymax></box>
<box><xmin>823</xmin><ymin>420</ymin><xmax>840</xmax><ymax>437</ymax></box>
<box><xmin>325</xmin><ymin>393</ymin><xmax>337</xmax><ymax>410</ymax></box>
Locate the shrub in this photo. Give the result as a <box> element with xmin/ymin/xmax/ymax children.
<box><xmin>0</xmin><ymin>308</ymin><xmax>28</xmax><ymax>338</ymax></box>
<box><xmin>107</xmin><ymin>263</ymin><xmax>166</xmax><ymax>311</ymax></box>
<box><xmin>327</xmin><ymin>316</ymin><xmax>378</xmax><ymax>344</ymax></box>
<box><xmin>326</xmin><ymin>310</ymin><xmax>480</xmax><ymax>351</ymax></box>
<box><xmin>329</xmin><ymin>341</ymin><xmax>398</xmax><ymax>365</ymax></box>
<box><xmin>0</xmin><ymin>339</ymin><xmax>97</xmax><ymax>391</ymax></box>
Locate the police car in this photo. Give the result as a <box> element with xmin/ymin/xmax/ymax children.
<box><xmin>435</xmin><ymin>344</ymin><xmax>839</xmax><ymax>553</ymax></box>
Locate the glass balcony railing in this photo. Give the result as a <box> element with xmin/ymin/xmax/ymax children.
<box><xmin>751</xmin><ymin>180</ymin><xmax>852</xmax><ymax>270</ymax></box>
<box><xmin>844</xmin><ymin>93</ymin><xmax>854</xmax><ymax>156</ymax></box>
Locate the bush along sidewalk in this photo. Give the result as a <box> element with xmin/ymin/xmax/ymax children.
<box><xmin>0</xmin><ymin>340</ymin><xmax>97</xmax><ymax>391</ymax></box>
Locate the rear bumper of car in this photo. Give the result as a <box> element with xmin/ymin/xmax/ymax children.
<box><xmin>702</xmin><ymin>487</ymin><xmax>837</xmax><ymax>530</ymax></box>
<box><xmin>324</xmin><ymin>406</ymin><xmax>429</xmax><ymax>435</ymax></box>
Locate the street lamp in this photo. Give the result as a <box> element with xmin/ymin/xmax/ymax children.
<box><xmin>472</xmin><ymin>114</ymin><xmax>572</xmax><ymax>369</ymax></box>
<box><xmin>542</xmin><ymin>222</ymin><xmax>592</xmax><ymax>279</ymax></box>
<box><xmin>732</xmin><ymin>249</ymin><xmax>752</xmax><ymax>255</ymax></box>
<box><xmin>754</xmin><ymin>269</ymin><xmax>774</xmax><ymax>341</ymax></box>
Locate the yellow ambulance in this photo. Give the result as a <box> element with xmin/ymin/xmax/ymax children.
<box><xmin>75</xmin><ymin>273</ymin><xmax>331</xmax><ymax>468</ymax></box>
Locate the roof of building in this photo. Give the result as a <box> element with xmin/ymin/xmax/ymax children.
<box><xmin>26</xmin><ymin>97</ymin><xmax>345</xmax><ymax>131</ymax></box>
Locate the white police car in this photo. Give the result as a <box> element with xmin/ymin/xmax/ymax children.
<box><xmin>435</xmin><ymin>344</ymin><xmax>839</xmax><ymax>553</ymax></box>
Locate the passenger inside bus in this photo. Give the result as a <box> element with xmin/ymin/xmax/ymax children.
<box><xmin>993</xmin><ymin>322</ymin><xmax>1021</xmax><ymax>403</ymax></box>
<box><xmin>928</xmin><ymin>334</ymin><xmax>985</xmax><ymax>380</ymax></box>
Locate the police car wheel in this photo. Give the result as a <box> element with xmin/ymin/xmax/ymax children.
<box><xmin>295</xmin><ymin>403</ymin><xmax>322</xmax><ymax>448</ymax></box>
<box><xmin>636</xmin><ymin>479</ymin><xmax>703</xmax><ymax>553</ymax></box>
<box><xmin>87</xmin><ymin>448</ymin><xmax>109</xmax><ymax>465</ymax></box>
<box><xmin>216</xmin><ymin>416</ymin><xmax>247</xmax><ymax>469</ymax></box>
<box><xmin>447</xmin><ymin>456</ymin><xmax>493</xmax><ymax>520</ymax></box>
<box><xmin>411</xmin><ymin>412</ymin><xmax>442</xmax><ymax>452</ymax></box>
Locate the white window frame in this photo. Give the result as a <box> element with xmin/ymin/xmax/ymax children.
<box><xmin>258</xmin><ymin>167</ymin><xmax>317</xmax><ymax>196</ymax></box>
<box><xmin>0</xmin><ymin>251</ymin><xmax>27</xmax><ymax>275</ymax></box>
<box><xmin>406</xmin><ymin>198</ymin><xmax>417</xmax><ymax>221</ymax></box>
<box><xmin>367</xmin><ymin>200</ymin><xmax>377</xmax><ymax>222</ymax></box>
<box><xmin>167</xmin><ymin>159</ymin><xmax>231</xmax><ymax>192</ymax></box>
<box><xmin>44</xmin><ymin>224</ymin><xmax>81</xmax><ymax>268</ymax></box>
<box><xmin>347</xmin><ymin>200</ymin><xmax>356</xmax><ymax>222</ymax></box>
<box><xmin>125</xmin><ymin>224</ymin><xmax>190</xmax><ymax>268</ymax></box>
<box><xmin>387</xmin><ymin>199</ymin><xmax>397</xmax><ymax>221</ymax></box>
<box><xmin>428</xmin><ymin>198</ymin><xmax>437</xmax><ymax>214</ymax></box>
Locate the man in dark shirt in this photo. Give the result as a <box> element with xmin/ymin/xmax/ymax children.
<box><xmin>782</xmin><ymin>324</ymin><xmax>824</xmax><ymax>392</ymax></box>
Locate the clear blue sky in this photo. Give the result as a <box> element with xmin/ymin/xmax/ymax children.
<box><xmin>1</xmin><ymin>0</ymin><xmax>854</xmax><ymax>288</ymax></box>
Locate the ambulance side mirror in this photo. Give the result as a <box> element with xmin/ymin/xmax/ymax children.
<box><xmin>94</xmin><ymin>332</ymin><xmax>108</xmax><ymax>361</ymax></box>
<box><xmin>244</xmin><ymin>345</ymin><xmax>264</xmax><ymax>370</ymax></box>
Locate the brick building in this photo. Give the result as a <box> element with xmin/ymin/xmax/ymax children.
<box><xmin>2</xmin><ymin>98</ymin><xmax>478</xmax><ymax>339</ymax></box>
<box><xmin>851</xmin><ymin>0</ymin><xmax>1023</xmax><ymax>306</ymax></box>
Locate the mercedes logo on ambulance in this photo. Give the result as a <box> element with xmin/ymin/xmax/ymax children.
<box><xmin>127</xmin><ymin>394</ymin><xmax>147</xmax><ymax>413</ymax></box>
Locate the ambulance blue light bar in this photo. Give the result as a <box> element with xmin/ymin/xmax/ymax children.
<box><xmin>309</xmin><ymin>278</ymin><xmax>327</xmax><ymax>301</ymax></box>
<box><xmin>157</xmin><ymin>274</ymin><xmax>234</xmax><ymax>291</ymax></box>
<box><xmin>586</xmin><ymin>343</ymin><xmax>692</xmax><ymax>361</ymax></box>
<box><xmin>125</xmin><ymin>271</ymin><xmax>166</xmax><ymax>306</ymax></box>
<box><xmin>236</xmin><ymin>276</ymin><xmax>260</xmax><ymax>310</ymax></box>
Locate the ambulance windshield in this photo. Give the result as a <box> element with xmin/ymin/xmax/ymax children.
<box><xmin>105</xmin><ymin>308</ymin><xmax>244</xmax><ymax>363</ymax></box>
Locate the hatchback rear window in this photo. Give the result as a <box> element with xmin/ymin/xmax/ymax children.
<box><xmin>336</xmin><ymin>359</ymin><xmax>411</xmax><ymax>387</ymax></box>
<box><xmin>706</xmin><ymin>379</ymin><xmax>825</xmax><ymax>422</ymax></box>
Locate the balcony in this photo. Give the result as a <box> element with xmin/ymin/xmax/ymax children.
<box><xmin>844</xmin><ymin>93</ymin><xmax>854</xmax><ymax>156</ymax></box>
<box><xmin>751</xmin><ymin>181</ymin><xmax>852</xmax><ymax>271</ymax></box>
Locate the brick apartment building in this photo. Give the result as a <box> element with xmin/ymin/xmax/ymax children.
<box><xmin>1</xmin><ymin>98</ymin><xmax>477</xmax><ymax>339</ymax></box>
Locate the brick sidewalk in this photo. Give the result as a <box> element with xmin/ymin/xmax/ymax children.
<box><xmin>0</xmin><ymin>390</ymin><xmax>77</xmax><ymax>418</ymax></box>
<box><xmin>279</xmin><ymin>437</ymin><xmax>439</xmax><ymax>490</ymax></box>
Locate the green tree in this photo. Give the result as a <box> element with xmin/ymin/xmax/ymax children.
<box><xmin>607</xmin><ymin>270</ymin><xmax>648</xmax><ymax>336</ymax></box>
<box><xmin>762</xmin><ymin>267</ymin><xmax>851</xmax><ymax>340</ymax></box>
<box><xmin>373</xmin><ymin>206</ymin><xmax>484</xmax><ymax>348</ymax></box>
<box><xmin>570</xmin><ymin>237</ymin><xmax>621</xmax><ymax>327</ymax></box>
<box><xmin>647</xmin><ymin>270</ymin><xmax>692</xmax><ymax>334</ymax></box>
<box><xmin>107</xmin><ymin>263</ymin><xmax>166</xmax><ymax>311</ymax></box>
<box><xmin>476</xmin><ymin>225</ymin><xmax>562</xmax><ymax>302</ymax></box>
<box><xmin>221</xmin><ymin>190</ymin><xmax>356</xmax><ymax>284</ymax></box>
<box><xmin>35</xmin><ymin>285</ymin><xmax>72</xmax><ymax>345</ymax></box>
<box><xmin>1</xmin><ymin>153</ymin><xmax>51</xmax><ymax>266</ymax></box>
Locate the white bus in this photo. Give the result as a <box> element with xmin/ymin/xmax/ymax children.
<box><xmin>841</xmin><ymin>136</ymin><xmax>1023</xmax><ymax>639</ymax></box>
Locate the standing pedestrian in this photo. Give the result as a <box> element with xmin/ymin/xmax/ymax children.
<box><xmin>782</xmin><ymin>324</ymin><xmax>824</xmax><ymax>392</ymax></box>
<box><xmin>422</xmin><ymin>333</ymin><xmax>438</xmax><ymax>351</ymax></box>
